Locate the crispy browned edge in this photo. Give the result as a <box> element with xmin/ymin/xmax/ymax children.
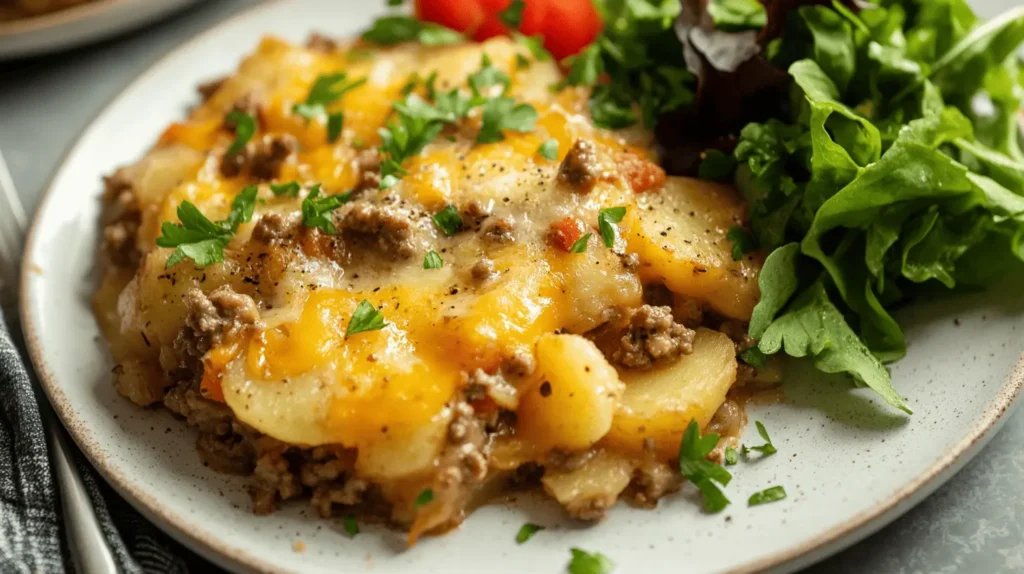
<box><xmin>16</xmin><ymin>1</ymin><xmax>1024</xmax><ymax>572</ymax></box>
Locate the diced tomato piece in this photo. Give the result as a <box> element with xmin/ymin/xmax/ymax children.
<box><xmin>539</xmin><ymin>0</ymin><xmax>602</xmax><ymax>60</ymax></box>
<box><xmin>472</xmin><ymin>0</ymin><xmax>551</xmax><ymax>42</ymax></box>
<box><xmin>617</xmin><ymin>152</ymin><xmax>667</xmax><ymax>193</ymax></box>
<box><xmin>548</xmin><ymin>216</ymin><xmax>586</xmax><ymax>252</ymax></box>
<box><xmin>517</xmin><ymin>0</ymin><xmax>549</xmax><ymax>36</ymax></box>
<box><xmin>415</xmin><ymin>0</ymin><xmax>486</xmax><ymax>34</ymax></box>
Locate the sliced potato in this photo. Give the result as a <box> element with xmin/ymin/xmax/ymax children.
<box><xmin>603</xmin><ymin>328</ymin><xmax>737</xmax><ymax>460</ymax></box>
<box><xmin>625</xmin><ymin>177</ymin><xmax>761</xmax><ymax>320</ymax></box>
<box><xmin>542</xmin><ymin>450</ymin><xmax>635</xmax><ymax>520</ymax></box>
<box><xmin>516</xmin><ymin>334</ymin><xmax>624</xmax><ymax>452</ymax></box>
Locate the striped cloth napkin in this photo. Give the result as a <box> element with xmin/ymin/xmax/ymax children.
<box><xmin>0</xmin><ymin>311</ymin><xmax>210</xmax><ymax>573</ymax></box>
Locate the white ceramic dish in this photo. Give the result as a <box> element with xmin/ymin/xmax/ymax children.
<box><xmin>18</xmin><ymin>0</ymin><xmax>1024</xmax><ymax>572</ymax></box>
<box><xmin>0</xmin><ymin>0</ymin><xmax>199</xmax><ymax>60</ymax></box>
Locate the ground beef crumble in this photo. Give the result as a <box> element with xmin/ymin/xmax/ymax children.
<box><xmin>557</xmin><ymin>139</ymin><xmax>601</xmax><ymax>193</ymax></box>
<box><xmin>100</xmin><ymin>171</ymin><xmax>141</xmax><ymax>268</ymax></box>
<box><xmin>221</xmin><ymin>134</ymin><xmax>297</xmax><ymax>180</ymax></box>
<box><xmin>593</xmin><ymin>305</ymin><xmax>696</xmax><ymax>369</ymax></box>
<box><xmin>339</xmin><ymin>199</ymin><xmax>417</xmax><ymax>260</ymax></box>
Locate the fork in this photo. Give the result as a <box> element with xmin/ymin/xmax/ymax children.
<box><xmin>0</xmin><ymin>150</ymin><xmax>118</xmax><ymax>574</ymax></box>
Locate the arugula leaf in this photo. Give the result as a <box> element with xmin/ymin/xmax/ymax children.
<box><xmin>698</xmin><ymin>149</ymin><xmax>737</xmax><ymax>182</ymax></box>
<box><xmin>749</xmin><ymin>243</ymin><xmax>802</xmax><ymax>339</ymax></box>
<box><xmin>707</xmin><ymin>0</ymin><xmax>767</xmax><ymax>33</ymax></box>
<box><xmin>515</xmin><ymin>522</ymin><xmax>543</xmax><ymax>544</ymax></box>
<box><xmin>757</xmin><ymin>282</ymin><xmax>911</xmax><ymax>414</ymax></box>
<box><xmin>423</xmin><ymin>250</ymin><xmax>443</xmax><ymax>269</ymax></box>
<box><xmin>678</xmin><ymin>419</ymin><xmax>732</xmax><ymax>512</ymax></box>
<box><xmin>566</xmin><ymin>44</ymin><xmax>603</xmax><ymax>87</ymax></box>
<box><xmin>478</xmin><ymin>98</ymin><xmax>537</xmax><ymax>144</ymax></box>
<box><xmin>347</xmin><ymin>300</ymin><xmax>386</xmax><ymax>337</ymax></box>
<box><xmin>589</xmin><ymin>85</ymin><xmax>637</xmax><ymax>130</ymax></box>
<box><xmin>300</xmin><ymin>184</ymin><xmax>349</xmax><ymax>234</ymax></box>
<box><xmin>748</xmin><ymin>485</ymin><xmax>787</xmax><ymax>506</ymax></box>
<box><xmin>570</xmin><ymin>233</ymin><xmax>592</xmax><ymax>254</ymax></box>
<box><xmin>225</xmin><ymin>110</ymin><xmax>256</xmax><ymax>156</ymax></box>
<box><xmin>567</xmin><ymin>548</ymin><xmax>614</xmax><ymax>574</ymax></box>
<box><xmin>597</xmin><ymin>207</ymin><xmax>627</xmax><ymax>248</ymax></box>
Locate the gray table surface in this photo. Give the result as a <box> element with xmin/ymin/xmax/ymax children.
<box><xmin>1</xmin><ymin>1</ymin><xmax>1022</xmax><ymax>572</ymax></box>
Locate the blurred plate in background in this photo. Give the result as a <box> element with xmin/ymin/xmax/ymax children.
<box><xmin>0</xmin><ymin>0</ymin><xmax>201</xmax><ymax>60</ymax></box>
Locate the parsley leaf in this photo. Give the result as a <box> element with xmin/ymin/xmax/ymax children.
<box><xmin>300</xmin><ymin>184</ymin><xmax>349</xmax><ymax>234</ymax></box>
<box><xmin>727</xmin><ymin>226</ymin><xmax>757</xmax><ymax>261</ymax></box>
<box><xmin>589</xmin><ymin>85</ymin><xmax>637</xmax><ymax>130</ymax></box>
<box><xmin>748</xmin><ymin>485</ymin><xmax>787</xmax><ymax>506</ymax></box>
<box><xmin>570</xmin><ymin>233</ymin><xmax>592</xmax><ymax>253</ymax></box>
<box><xmin>678</xmin><ymin>419</ymin><xmax>732</xmax><ymax>512</ymax></box>
<box><xmin>347</xmin><ymin>300</ymin><xmax>386</xmax><ymax>337</ymax></box>
<box><xmin>514</xmin><ymin>34</ymin><xmax>552</xmax><ymax>62</ymax></box>
<box><xmin>327</xmin><ymin>112</ymin><xmax>344</xmax><ymax>143</ymax></box>
<box><xmin>432</xmin><ymin>205</ymin><xmax>463</xmax><ymax>237</ymax></box>
<box><xmin>499</xmin><ymin>0</ymin><xmax>525</xmax><ymax>29</ymax></box>
<box><xmin>414</xmin><ymin>488</ymin><xmax>434</xmax><ymax>507</ymax></box>
<box><xmin>742</xmin><ymin>421</ymin><xmax>777</xmax><ymax>457</ymax></box>
<box><xmin>269</xmin><ymin>181</ymin><xmax>300</xmax><ymax>198</ymax></box>
<box><xmin>478</xmin><ymin>97</ymin><xmax>537</xmax><ymax>144</ymax></box>
<box><xmin>157</xmin><ymin>185</ymin><xmax>258</xmax><ymax>269</ymax></box>
<box><xmin>724</xmin><ymin>446</ymin><xmax>738</xmax><ymax>466</ymax></box>
<box><xmin>515</xmin><ymin>522</ymin><xmax>544</xmax><ymax>544</ymax></box>
<box><xmin>469</xmin><ymin>54</ymin><xmax>511</xmax><ymax>99</ymax></box>
<box><xmin>423</xmin><ymin>250</ymin><xmax>443</xmax><ymax>269</ymax></box>
<box><xmin>567</xmin><ymin>548</ymin><xmax>614</xmax><ymax>574</ymax></box>
<box><xmin>378</xmin><ymin>94</ymin><xmax>455</xmax><ymax>188</ymax></box>
<box><xmin>342</xmin><ymin>514</ymin><xmax>359</xmax><ymax>536</ymax></box>
<box><xmin>363</xmin><ymin>16</ymin><xmax>463</xmax><ymax>46</ymax></box>
<box><xmin>597</xmin><ymin>207</ymin><xmax>627</xmax><ymax>248</ymax></box>
<box><xmin>538</xmin><ymin>138</ymin><xmax>559</xmax><ymax>161</ymax></box>
<box><xmin>292</xmin><ymin>73</ymin><xmax>366</xmax><ymax>123</ymax></box>
<box><xmin>225</xmin><ymin>110</ymin><xmax>256</xmax><ymax>156</ymax></box>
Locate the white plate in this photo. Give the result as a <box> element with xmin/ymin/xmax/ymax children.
<box><xmin>0</xmin><ymin>0</ymin><xmax>200</xmax><ymax>60</ymax></box>
<box><xmin>18</xmin><ymin>1</ymin><xmax>1024</xmax><ymax>572</ymax></box>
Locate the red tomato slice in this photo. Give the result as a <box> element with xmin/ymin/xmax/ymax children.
<box><xmin>471</xmin><ymin>0</ymin><xmax>551</xmax><ymax>42</ymax></box>
<box><xmin>539</xmin><ymin>0</ymin><xmax>602</xmax><ymax>60</ymax></box>
<box><xmin>415</xmin><ymin>0</ymin><xmax>486</xmax><ymax>34</ymax></box>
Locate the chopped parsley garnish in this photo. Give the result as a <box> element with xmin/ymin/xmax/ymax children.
<box><xmin>565</xmin><ymin>44</ymin><xmax>603</xmax><ymax>87</ymax></box>
<box><xmin>414</xmin><ymin>488</ymin><xmax>435</xmax><ymax>507</ymax></box>
<box><xmin>499</xmin><ymin>0</ymin><xmax>526</xmax><ymax>29</ymax></box>
<box><xmin>225</xmin><ymin>110</ymin><xmax>256</xmax><ymax>156</ymax></box>
<box><xmin>567</xmin><ymin>548</ymin><xmax>614</xmax><ymax>574</ymax></box>
<box><xmin>516</xmin><ymin>53</ymin><xmax>531</xmax><ymax>69</ymax></box>
<box><xmin>423</xmin><ymin>250</ymin><xmax>443</xmax><ymax>269</ymax></box>
<box><xmin>342</xmin><ymin>514</ymin><xmax>359</xmax><ymax>536</ymax></box>
<box><xmin>292</xmin><ymin>73</ymin><xmax>366</xmax><ymax>132</ymax></box>
<box><xmin>514</xmin><ymin>34</ymin><xmax>551</xmax><ymax>62</ymax></box>
<box><xmin>570</xmin><ymin>233</ymin><xmax>592</xmax><ymax>254</ymax></box>
<box><xmin>678</xmin><ymin>419</ymin><xmax>732</xmax><ymax>512</ymax></box>
<box><xmin>726</xmin><ymin>226</ymin><xmax>757</xmax><ymax>261</ymax></box>
<box><xmin>363</xmin><ymin>16</ymin><xmax>463</xmax><ymax>46</ymax></box>
<box><xmin>326</xmin><ymin>112</ymin><xmax>344</xmax><ymax>143</ymax></box>
<box><xmin>300</xmin><ymin>184</ymin><xmax>349</xmax><ymax>235</ymax></box>
<box><xmin>538</xmin><ymin>138</ymin><xmax>559</xmax><ymax>161</ymax></box>
<box><xmin>515</xmin><ymin>522</ymin><xmax>544</xmax><ymax>544</ymax></box>
<box><xmin>477</xmin><ymin>97</ymin><xmax>538</xmax><ymax>144</ymax></box>
<box><xmin>269</xmin><ymin>181</ymin><xmax>300</xmax><ymax>198</ymax></box>
<box><xmin>588</xmin><ymin>85</ymin><xmax>637</xmax><ymax>130</ymax></box>
<box><xmin>386</xmin><ymin>0</ymin><xmax>403</xmax><ymax>6</ymax></box>
<box><xmin>432</xmin><ymin>205</ymin><xmax>463</xmax><ymax>237</ymax></box>
<box><xmin>748</xmin><ymin>485</ymin><xmax>787</xmax><ymax>507</ymax></box>
<box><xmin>347</xmin><ymin>300</ymin><xmax>386</xmax><ymax>337</ymax></box>
<box><xmin>706</xmin><ymin>0</ymin><xmax>768</xmax><ymax>33</ymax></box>
<box><xmin>741</xmin><ymin>421</ymin><xmax>777</xmax><ymax>457</ymax></box>
<box><xmin>378</xmin><ymin>94</ymin><xmax>454</xmax><ymax>188</ymax></box>
<box><xmin>724</xmin><ymin>446</ymin><xmax>738</xmax><ymax>466</ymax></box>
<box><xmin>469</xmin><ymin>54</ymin><xmax>511</xmax><ymax>99</ymax></box>
<box><xmin>156</xmin><ymin>185</ymin><xmax>257</xmax><ymax>269</ymax></box>
<box><xmin>597</xmin><ymin>207</ymin><xmax>627</xmax><ymax>248</ymax></box>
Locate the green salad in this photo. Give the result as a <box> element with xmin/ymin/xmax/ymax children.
<box><xmin>571</xmin><ymin>0</ymin><xmax>1024</xmax><ymax>413</ymax></box>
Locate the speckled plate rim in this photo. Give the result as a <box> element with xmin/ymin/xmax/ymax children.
<box><xmin>16</xmin><ymin>1</ymin><xmax>1024</xmax><ymax>572</ymax></box>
